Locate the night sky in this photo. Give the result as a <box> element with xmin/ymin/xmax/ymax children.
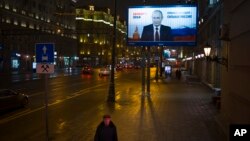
<box><xmin>77</xmin><ymin>0</ymin><xmax>177</xmax><ymax>20</ymax></box>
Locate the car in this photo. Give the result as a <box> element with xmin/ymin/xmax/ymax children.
<box><xmin>82</xmin><ymin>66</ymin><xmax>93</xmax><ymax>74</ymax></box>
<box><xmin>125</xmin><ymin>64</ymin><xmax>133</xmax><ymax>69</ymax></box>
<box><xmin>0</xmin><ymin>89</ymin><xmax>29</xmax><ymax>112</ymax></box>
<box><xmin>99</xmin><ymin>67</ymin><xmax>110</xmax><ymax>77</ymax></box>
<box><xmin>134</xmin><ymin>65</ymin><xmax>141</xmax><ymax>69</ymax></box>
<box><xmin>116</xmin><ymin>65</ymin><xmax>124</xmax><ymax>71</ymax></box>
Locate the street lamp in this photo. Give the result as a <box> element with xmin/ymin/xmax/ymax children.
<box><xmin>203</xmin><ymin>44</ymin><xmax>228</xmax><ymax>68</ymax></box>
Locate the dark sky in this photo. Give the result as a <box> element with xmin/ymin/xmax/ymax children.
<box><xmin>77</xmin><ymin>0</ymin><xmax>177</xmax><ymax>20</ymax></box>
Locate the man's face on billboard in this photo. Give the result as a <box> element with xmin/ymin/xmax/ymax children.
<box><xmin>152</xmin><ymin>10</ymin><xmax>163</xmax><ymax>26</ymax></box>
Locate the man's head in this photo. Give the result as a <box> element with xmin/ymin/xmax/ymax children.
<box><xmin>152</xmin><ymin>10</ymin><xmax>163</xmax><ymax>26</ymax></box>
<box><xmin>103</xmin><ymin>115</ymin><xmax>111</xmax><ymax>126</ymax></box>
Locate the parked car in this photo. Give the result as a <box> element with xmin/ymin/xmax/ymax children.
<box><xmin>0</xmin><ymin>89</ymin><xmax>29</xmax><ymax>112</ymax></box>
<box><xmin>99</xmin><ymin>67</ymin><xmax>110</xmax><ymax>77</ymax></box>
<box><xmin>82</xmin><ymin>66</ymin><xmax>93</xmax><ymax>74</ymax></box>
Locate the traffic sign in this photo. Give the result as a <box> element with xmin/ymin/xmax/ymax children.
<box><xmin>36</xmin><ymin>64</ymin><xmax>54</xmax><ymax>74</ymax></box>
<box><xmin>36</xmin><ymin>43</ymin><xmax>54</xmax><ymax>63</ymax></box>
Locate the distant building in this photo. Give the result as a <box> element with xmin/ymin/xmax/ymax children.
<box><xmin>0</xmin><ymin>0</ymin><xmax>77</xmax><ymax>73</ymax></box>
<box><xmin>75</xmin><ymin>5</ymin><xmax>127</xmax><ymax>66</ymax></box>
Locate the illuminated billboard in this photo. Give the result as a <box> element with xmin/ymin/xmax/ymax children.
<box><xmin>127</xmin><ymin>5</ymin><xmax>197</xmax><ymax>46</ymax></box>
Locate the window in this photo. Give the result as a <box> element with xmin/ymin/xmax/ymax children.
<box><xmin>29</xmin><ymin>23</ymin><xmax>34</xmax><ymax>29</ymax></box>
<box><xmin>14</xmin><ymin>20</ymin><xmax>18</xmax><ymax>25</ymax></box>
<box><xmin>6</xmin><ymin>18</ymin><xmax>11</xmax><ymax>23</ymax></box>
<box><xmin>21</xmin><ymin>21</ymin><xmax>27</xmax><ymax>27</ymax></box>
<box><xmin>4</xmin><ymin>3</ymin><xmax>10</xmax><ymax>9</ymax></box>
<box><xmin>89</xmin><ymin>5</ymin><xmax>94</xmax><ymax>11</ymax></box>
<box><xmin>13</xmin><ymin>7</ymin><xmax>17</xmax><ymax>12</ymax></box>
<box><xmin>21</xmin><ymin>10</ymin><xmax>26</xmax><ymax>15</ymax></box>
<box><xmin>35</xmin><ymin>14</ymin><xmax>39</xmax><ymax>19</ymax></box>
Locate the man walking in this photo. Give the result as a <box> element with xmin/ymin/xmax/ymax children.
<box><xmin>94</xmin><ymin>115</ymin><xmax>118</xmax><ymax>141</ymax></box>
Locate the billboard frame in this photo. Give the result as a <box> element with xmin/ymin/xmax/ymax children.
<box><xmin>126</xmin><ymin>4</ymin><xmax>198</xmax><ymax>47</ymax></box>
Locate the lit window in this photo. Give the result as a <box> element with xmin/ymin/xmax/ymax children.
<box><xmin>80</xmin><ymin>38</ymin><xmax>83</xmax><ymax>43</ymax></box>
<box><xmin>6</xmin><ymin>18</ymin><xmax>11</xmax><ymax>23</ymax></box>
<box><xmin>89</xmin><ymin>5</ymin><xmax>94</xmax><ymax>11</ymax></box>
<box><xmin>36</xmin><ymin>14</ymin><xmax>39</xmax><ymax>19</ymax></box>
<box><xmin>29</xmin><ymin>24</ymin><xmax>34</xmax><ymax>29</ymax></box>
<box><xmin>4</xmin><ymin>4</ymin><xmax>10</xmax><ymax>9</ymax></box>
<box><xmin>14</xmin><ymin>20</ymin><xmax>18</xmax><ymax>25</ymax></box>
<box><xmin>21</xmin><ymin>21</ymin><xmax>27</xmax><ymax>27</ymax></box>
<box><xmin>36</xmin><ymin>26</ymin><xmax>40</xmax><ymax>30</ymax></box>
<box><xmin>21</xmin><ymin>10</ymin><xmax>26</xmax><ymax>15</ymax></box>
<box><xmin>107</xmin><ymin>8</ymin><xmax>110</xmax><ymax>14</ymax></box>
<box><xmin>47</xmin><ymin>19</ymin><xmax>50</xmax><ymax>23</ymax></box>
<box><xmin>41</xmin><ymin>17</ymin><xmax>44</xmax><ymax>21</ymax></box>
<box><xmin>13</xmin><ymin>8</ymin><xmax>17</xmax><ymax>12</ymax></box>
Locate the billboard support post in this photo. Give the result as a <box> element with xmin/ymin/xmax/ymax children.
<box><xmin>141</xmin><ymin>46</ymin><xmax>146</xmax><ymax>96</ymax></box>
<box><xmin>147</xmin><ymin>46</ymin><xmax>151</xmax><ymax>96</ymax></box>
<box><xmin>155</xmin><ymin>60</ymin><xmax>159</xmax><ymax>81</ymax></box>
<box><xmin>155</xmin><ymin>47</ymin><xmax>159</xmax><ymax>81</ymax></box>
<box><xmin>160</xmin><ymin>46</ymin><xmax>163</xmax><ymax>77</ymax></box>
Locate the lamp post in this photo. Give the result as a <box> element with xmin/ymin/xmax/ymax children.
<box><xmin>204</xmin><ymin>46</ymin><xmax>211</xmax><ymax>57</ymax></box>
<box><xmin>203</xmin><ymin>44</ymin><xmax>228</xmax><ymax>68</ymax></box>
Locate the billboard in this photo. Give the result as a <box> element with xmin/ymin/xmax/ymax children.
<box><xmin>127</xmin><ymin>5</ymin><xmax>197</xmax><ymax>46</ymax></box>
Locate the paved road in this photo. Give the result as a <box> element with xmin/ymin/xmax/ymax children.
<box><xmin>0</xmin><ymin>69</ymin><xmax>227</xmax><ymax>141</ymax></box>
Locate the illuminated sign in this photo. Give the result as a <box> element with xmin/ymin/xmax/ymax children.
<box><xmin>127</xmin><ymin>5</ymin><xmax>198</xmax><ymax>46</ymax></box>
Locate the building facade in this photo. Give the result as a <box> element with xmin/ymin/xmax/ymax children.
<box><xmin>196</xmin><ymin>0</ymin><xmax>223</xmax><ymax>88</ymax></box>
<box><xmin>75</xmin><ymin>5</ymin><xmax>127</xmax><ymax>67</ymax></box>
<box><xmin>0</xmin><ymin>0</ymin><xmax>78</xmax><ymax>73</ymax></box>
<box><xmin>194</xmin><ymin>0</ymin><xmax>250</xmax><ymax>138</ymax></box>
<box><xmin>220</xmin><ymin>0</ymin><xmax>250</xmax><ymax>135</ymax></box>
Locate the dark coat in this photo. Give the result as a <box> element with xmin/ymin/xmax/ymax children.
<box><xmin>141</xmin><ymin>24</ymin><xmax>172</xmax><ymax>41</ymax></box>
<box><xmin>94</xmin><ymin>121</ymin><xmax>118</xmax><ymax>141</ymax></box>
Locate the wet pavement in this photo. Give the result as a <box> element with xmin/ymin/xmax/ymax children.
<box><xmin>0</xmin><ymin>70</ymin><xmax>227</xmax><ymax>141</ymax></box>
<box><xmin>76</xmin><ymin>78</ymin><xmax>227</xmax><ymax>141</ymax></box>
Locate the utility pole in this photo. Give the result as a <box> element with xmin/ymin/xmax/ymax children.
<box><xmin>108</xmin><ymin>0</ymin><xmax>117</xmax><ymax>102</ymax></box>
